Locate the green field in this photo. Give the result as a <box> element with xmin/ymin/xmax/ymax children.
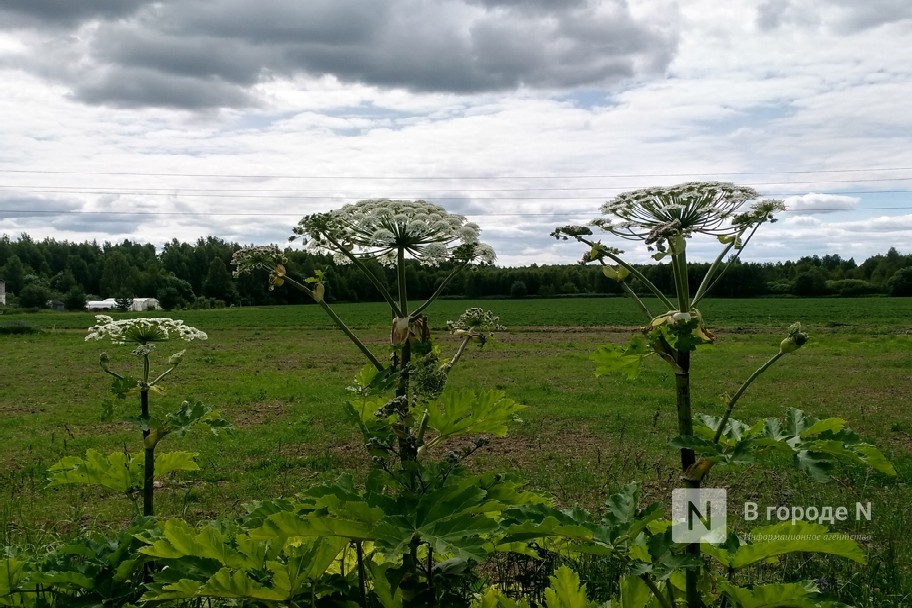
<box><xmin>2</xmin><ymin>297</ymin><xmax>911</xmax><ymax>604</ymax></box>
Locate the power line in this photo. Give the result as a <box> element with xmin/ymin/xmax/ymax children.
<box><xmin>1</xmin><ymin>167</ymin><xmax>912</xmax><ymax>180</ymax></box>
<box><xmin>2</xmin><ymin>176</ymin><xmax>912</xmax><ymax>196</ymax></box>
<box><xmin>3</xmin><ymin>207</ymin><xmax>912</xmax><ymax>218</ymax></box>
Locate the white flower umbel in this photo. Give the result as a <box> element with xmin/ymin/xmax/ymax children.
<box><xmin>593</xmin><ymin>181</ymin><xmax>784</xmax><ymax>249</ymax></box>
<box><xmin>86</xmin><ymin>315</ymin><xmax>208</xmax><ymax>345</ymax></box>
<box><xmin>291</xmin><ymin>199</ymin><xmax>496</xmax><ymax>267</ymax></box>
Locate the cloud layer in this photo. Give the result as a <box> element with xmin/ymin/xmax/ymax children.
<box><xmin>0</xmin><ymin>0</ymin><xmax>910</xmax><ymax>266</ymax></box>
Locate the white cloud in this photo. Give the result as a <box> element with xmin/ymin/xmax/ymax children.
<box><xmin>0</xmin><ymin>0</ymin><xmax>910</xmax><ymax>266</ymax></box>
<box><xmin>784</xmin><ymin>193</ymin><xmax>859</xmax><ymax>214</ymax></box>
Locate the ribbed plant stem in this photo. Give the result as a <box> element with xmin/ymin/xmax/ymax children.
<box><xmin>141</xmin><ymin>389</ymin><xmax>154</xmax><ymax>517</ymax></box>
<box><xmin>140</xmin><ymin>354</ymin><xmax>154</xmax><ymax>518</ymax></box>
<box><xmin>675</xmin><ymin>350</ymin><xmax>701</xmax><ymax>608</ymax></box>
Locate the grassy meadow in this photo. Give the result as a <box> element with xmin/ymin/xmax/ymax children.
<box><xmin>1</xmin><ymin>296</ymin><xmax>911</xmax><ymax>604</ymax></box>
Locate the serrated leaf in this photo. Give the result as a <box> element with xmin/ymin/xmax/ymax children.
<box><xmin>544</xmin><ymin>566</ymin><xmax>589</xmax><ymax>608</ymax></box>
<box><xmin>139</xmin><ymin>519</ymin><xmax>251</xmax><ymax>570</ymax></box>
<box><xmin>111</xmin><ymin>375</ymin><xmax>139</xmax><ymax>399</ymax></box>
<box><xmin>590</xmin><ymin>336</ymin><xmax>652</xmax><ymax>381</ymax></box>
<box><xmin>193</xmin><ymin>567</ymin><xmax>287</xmax><ymax>601</ymax></box>
<box><xmin>162</xmin><ymin>400</ymin><xmax>231</xmax><ymax>439</ymax></box>
<box><xmin>154</xmin><ymin>451</ymin><xmax>200</xmax><ymax>478</ymax></box>
<box><xmin>424</xmin><ymin>390</ymin><xmax>525</xmax><ymax>447</ymax></box>
<box><xmin>250</xmin><ymin>499</ymin><xmax>384</xmax><ymax>544</ymax></box>
<box><xmin>47</xmin><ymin>449</ymin><xmax>141</xmax><ymax>493</ymax></box>
<box><xmin>278</xmin><ymin>536</ymin><xmax>347</xmax><ymax>585</ymax></box>
<box><xmin>471</xmin><ymin>587</ymin><xmax>524</xmax><ymax>608</ymax></box>
<box><xmin>718</xmin><ymin>580</ymin><xmax>851</xmax><ymax>608</ymax></box>
<box><xmin>729</xmin><ymin>521</ymin><xmax>865</xmax><ymax>569</ymax></box>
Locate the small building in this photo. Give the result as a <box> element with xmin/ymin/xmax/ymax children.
<box><xmin>86</xmin><ymin>298</ymin><xmax>118</xmax><ymax>311</ymax></box>
<box><xmin>86</xmin><ymin>297</ymin><xmax>160</xmax><ymax>312</ymax></box>
<box><xmin>132</xmin><ymin>298</ymin><xmax>160</xmax><ymax>311</ymax></box>
<box><xmin>46</xmin><ymin>299</ymin><xmax>65</xmax><ymax>312</ymax></box>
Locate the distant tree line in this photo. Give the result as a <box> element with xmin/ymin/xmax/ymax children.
<box><xmin>1</xmin><ymin>233</ymin><xmax>911</xmax><ymax>311</ymax></box>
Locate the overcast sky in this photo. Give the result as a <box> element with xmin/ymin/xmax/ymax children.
<box><xmin>1</xmin><ymin>0</ymin><xmax>910</xmax><ymax>266</ymax></box>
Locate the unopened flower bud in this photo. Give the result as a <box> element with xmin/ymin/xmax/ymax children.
<box><xmin>779</xmin><ymin>322</ymin><xmax>809</xmax><ymax>354</ymax></box>
<box><xmin>99</xmin><ymin>352</ymin><xmax>111</xmax><ymax>372</ymax></box>
<box><xmin>169</xmin><ymin>349</ymin><xmax>186</xmax><ymax>366</ymax></box>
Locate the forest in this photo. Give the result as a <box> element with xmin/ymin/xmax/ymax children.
<box><xmin>1</xmin><ymin>233</ymin><xmax>911</xmax><ymax>311</ymax></box>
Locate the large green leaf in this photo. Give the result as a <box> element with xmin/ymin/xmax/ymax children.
<box><xmin>616</xmin><ymin>574</ymin><xmax>653</xmax><ymax>608</ymax></box>
<box><xmin>154</xmin><ymin>451</ymin><xmax>200</xmax><ymax>478</ymax></box>
<box><xmin>139</xmin><ymin>519</ymin><xmax>251</xmax><ymax>570</ymax></box>
<box><xmin>590</xmin><ymin>336</ymin><xmax>652</xmax><ymax>380</ymax></box>
<box><xmin>160</xmin><ymin>567</ymin><xmax>286</xmax><ymax>601</ymax></box>
<box><xmin>718</xmin><ymin>580</ymin><xmax>851</xmax><ymax>608</ymax></box>
<box><xmin>693</xmin><ymin>408</ymin><xmax>896</xmax><ymax>481</ymax></box>
<box><xmin>471</xmin><ymin>587</ymin><xmax>526</xmax><ymax>608</ymax></box>
<box><xmin>708</xmin><ymin>521</ymin><xmax>865</xmax><ymax>569</ymax></box>
<box><xmin>46</xmin><ymin>449</ymin><xmax>141</xmax><ymax>493</ymax></box>
<box><xmin>544</xmin><ymin>566</ymin><xmax>589</xmax><ymax>608</ymax></box>
<box><xmin>0</xmin><ymin>559</ymin><xmax>28</xmax><ymax>598</ymax></box>
<box><xmin>161</xmin><ymin>400</ymin><xmax>231</xmax><ymax>441</ymax></box>
<box><xmin>424</xmin><ymin>389</ymin><xmax>525</xmax><ymax>446</ymax></box>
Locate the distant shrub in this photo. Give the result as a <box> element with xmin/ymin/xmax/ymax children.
<box><xmin>887</xmin><ymin>267</ymin><xmax>912</xmax><ymax>297</ymax></box>
<box><xmin>825</xmin><ymin>279</ymin><xmax>881</xmax><ymax>297</ymax></box>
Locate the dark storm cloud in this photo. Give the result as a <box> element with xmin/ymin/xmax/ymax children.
<box><xmin>74</xmin><ymin>67</ymin><xmax>258</xmax><ymax>110</ymax></box>
<box><xmin>0</xmin><ymin>0</ymin><xmax>677</xmax><ymax>110</ymax></box>
<box><xmin>0</xmin><ymin>0</ymin><xmax>148</xmax><ymax>27</ymax></box>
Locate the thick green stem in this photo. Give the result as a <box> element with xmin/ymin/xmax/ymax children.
<box><xmin>149</xmin><ymin>365</ymin><xmax>177</xmax><ymax>387</ymax></box>
<box><xmin>713</xmin><ymin>352</ymin><xmax>784</xmax><ymax>444</ymax></box>
<box><xmin>579</xmin><ymin>237</ymin><xmax>675</xmax><ymax>309</ymax></box>
<box><xmin>675</xmin><ymin>354</ymin><xmax>695</xmax><ymax>472</ymax></box>
<box><xmin>691</xmin><ymin>241</ymin><xmax>735</xmax><ymax>307</ymax></box>
<box><xmin>355</xmin><ymin>542</ymin><xmax>367</xmax><ymax>608</ymax></box>
<box><xmin>620</xmin><ymin>281</ymin><xmax>653</xmax><ymax>322</ymax></box>
<box><xmin>397</xmin><ymin>248</ymin><xmax>408</xmax><ymax>318</ymax></box>
<box><xmin>321</xmin><ymin>231</ymin><xmax>402</xmax><ymax>317</ymax></box>
<box><xmin>672</xmin><ymin>249</ymin><xmax>690</xmax><ymax>313</ymax></box>
<box><xmin>140</xmin><ymin>389</ymin><xmax>154</xmax><ymax>518</ymax></box>
<box><xmin>444</xmin><ymin>336</ymin><xmax>473</xmax><ymax>371</ymax></box>
<box><xmin>140</xmin><ymin>354</ymin><xmax>154</xmax><ymax>518</ymax></box>
<box><xmin>694</xmin><ymin>223</ymin><xmax>763</xmax><ymax>306</ymax></box>
<box><xmin>410</xmin><ymin>261</ymin><xmax>468</xmax><ymax>318</ymax></box>
<box><xmin>283</xmin><ymin>275</ymin><xmax>384</xmax><ymax>371</ymax></box>
<box><xmin>675</xmin><ymin>350</ymin><xmax>702</xmax><ymax>608</ymax></box>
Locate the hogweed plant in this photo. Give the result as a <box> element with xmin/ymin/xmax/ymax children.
<box><xmin>191</xmin><ymin>199</ymin><xmax>545</xmax><ymax>605</ymax></box>
<box><xmin>552</xmin><ymin>182</ymin><xmax>896</xmax><ymax>608</ymax></box>
<box><xmin>47</xmin><ymin>316</ymin><xmax>228</xmax><ymax>518</ymax></box>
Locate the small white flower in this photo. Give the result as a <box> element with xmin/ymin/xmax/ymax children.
<box><xmin>86</xmin><ymin>315</ymin><xmax>207</xmax><ymax>345</ymax></box>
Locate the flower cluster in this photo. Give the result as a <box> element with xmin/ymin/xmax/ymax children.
<box><xmin>291</xmin><ymin>199</ymin><xmax>496</xmax><ymax>267</ymax></box>
<box><xmin>592</xmin><ymin>182</ymin><xmax>785</xmax><ymax>247</ymax></box>
<box><xmin>230</xmin><ymin>245</ymin><xmax>288</xmax><ymax>278</ymax></box>
<box><xmin>86</xmin><ymin>316</ymin><xmax>208</xmax><ymax>345</ymax></box>
<box><xmin>447</xmin><ymin>307</ymin><xmax>505</xmax><ymax>335</ymax></box>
